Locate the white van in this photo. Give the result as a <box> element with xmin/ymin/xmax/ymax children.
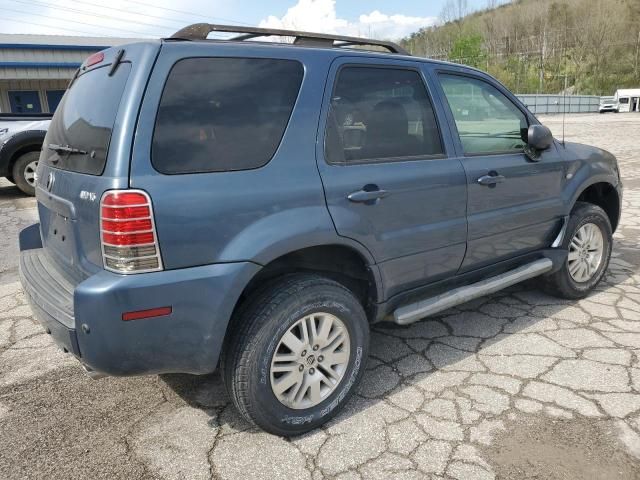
<box><xmin>614</xmin><ymin>88</ymin><xmax>640</xmax><ymax>113</ymax></box>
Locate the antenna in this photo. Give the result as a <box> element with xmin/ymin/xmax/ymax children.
<box><xmin>562</xmin><ymin>72</ymin><xmax>567</xmax><ymax>146</ymax></box>
<box><xmin>561</xmin><ymin>9</ymin><xmax>567</xmax><ymax>146</ymax></box>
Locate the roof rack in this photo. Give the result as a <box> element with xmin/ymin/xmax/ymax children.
<box><xmin>169</xmin><ymin>23</ymin><xmax>410</xmax><ymax>55</ymax></box>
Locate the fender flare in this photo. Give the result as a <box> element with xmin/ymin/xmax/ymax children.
<box><xmin>568</xmin><ymin>177</ymin><xmax>621</xmax><ymax>232</ymax></box>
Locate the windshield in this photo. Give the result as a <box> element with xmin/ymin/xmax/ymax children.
<box><xmin>42</xmin><ymin>63</ymin><xmax>131</xmax><ymax>175</ymax></box>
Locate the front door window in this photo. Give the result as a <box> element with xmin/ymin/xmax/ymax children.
<box><xmin>439</xmin><ymin>74</ymin><xmax>527</xmax><ymax>155</ymax></box>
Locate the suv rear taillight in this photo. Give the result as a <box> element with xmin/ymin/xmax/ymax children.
<box><xmin>100</xmin><ymin>190</ymin><xmax>163</xmax><ymax>273</ymax></box>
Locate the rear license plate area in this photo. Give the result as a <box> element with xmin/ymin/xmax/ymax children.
<box><xmin>44</xmin><ymin>213</ymin><xmax>74</xmax><ymax>260</ymax></box>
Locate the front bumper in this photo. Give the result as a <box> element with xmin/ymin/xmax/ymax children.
<box><xmin>19</xmin><ymin>223</ymin><xmax>260</xmax><ymax>376</ymax></box>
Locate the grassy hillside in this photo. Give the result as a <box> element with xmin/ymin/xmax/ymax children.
<box><xmin>400</xmin><ymin>0</ymin><xmax>640</xmax><ymax>95</ymax></box>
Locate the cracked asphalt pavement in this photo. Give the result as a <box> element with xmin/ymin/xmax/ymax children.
<box><xmin>1</xmin><ymin>113</ymin><xmax>640</xmax><ymax>479</ymax></box>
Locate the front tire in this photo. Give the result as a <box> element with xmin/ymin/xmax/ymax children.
<box><xmin>12</xmin><ymin>151</ymin><xmax>40</xmax><ymax>196</ymax></box>
<box><xmin>542</xmin><ymin>202</ymin><xmax>612</xmax><ymax>299</ymax></box>
<box><xmin>221</xmin><ymin>274</ymin><xmax>369</xmax><ymax>436</ymax></box>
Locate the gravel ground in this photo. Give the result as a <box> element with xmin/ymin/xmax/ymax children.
<box><xmin>1</xmin><ymin>113</ymin><xmax>640</xmax><ymax>480</ymax></box>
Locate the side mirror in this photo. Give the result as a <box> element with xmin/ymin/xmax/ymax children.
<box><xmin>527</xmin><ymin>124</ymin><xmax>553</xmax><ymax>150</ymax></box>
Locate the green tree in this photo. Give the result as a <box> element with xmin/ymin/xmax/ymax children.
<box><xmin>449</xmin><ymin>34</ymin><xmax>485</xmax><ymax>68</ymax></box>
<box><xmin>400</xmin><ymin>0</ymin><xmax>640</xmax><ymax>95</ymax></box>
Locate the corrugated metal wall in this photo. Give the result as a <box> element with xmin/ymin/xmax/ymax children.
<box><xmin>0</xmin><ymin>47</ymin><xmax>96</xmax><ymax>66</ymax></box>
<box><xmin>0</xmin><ymin>65</ymin><xmax>79</xmax><ymax>81</ymax></box>
<box><xmin>516</xmin><ymin>94</ymin><xmax>600</xmax><ymax>114</ymax></box>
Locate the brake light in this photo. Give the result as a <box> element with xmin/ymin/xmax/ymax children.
<box><xmin>85</xmin><ymin>51</ymin><xmax>104</xmax><ymax>68</ymax></box>
<box><xmin>100</xmin><ymin>190</ymin><xmax>163</xmax><ymax>273</ymax></box>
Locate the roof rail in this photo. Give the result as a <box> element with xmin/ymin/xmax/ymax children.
<box><xmin>169</xmin><ymin>23</ymin><xmax>410</xmax><ymax>55</ymax></box>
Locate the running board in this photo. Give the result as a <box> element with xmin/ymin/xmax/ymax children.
<box><xmin>393</xmin><ymin>258</ymin><xmax>553</xmax><ymax>325</ymax></box>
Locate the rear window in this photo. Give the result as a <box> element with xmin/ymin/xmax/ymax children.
<box><xmin>43</xmin><ymin>63</ymin><xmax>131</xmax><ymax>175</ymax></box>
<box><xmin>152</xmin><ymin>57</ymin><xmax>303</xmax><ymax>174</ymax></box>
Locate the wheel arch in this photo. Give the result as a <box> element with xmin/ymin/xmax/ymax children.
<box><xmin>573</xmin><ymin>181</ymin><xmax>620</xmax><ymax>232</ymax></box>
<box><xmin>0</xmin><ymin>130</ymin><xmax>46</xmax><ymax>177</ymax></box>
<box><xmin>230</xmin><ymin>243</ymin><xmax>383</xmax><ymax>326</ymax></box>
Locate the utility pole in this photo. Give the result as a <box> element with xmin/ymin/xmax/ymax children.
<box><xmin>635</xmin><ymin>30</ymin><xmax>640</xmax><ymax>79</ymax></box>
<box><xmin>539</xmin><ymin>26</ymin><xmax>546</xmax><ymax>94</ymax></box>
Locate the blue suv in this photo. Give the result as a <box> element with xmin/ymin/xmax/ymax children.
<box><xmin>19</xmin><ymin>24</ymin><xmax>622</xmax><ymax>435</ymax></box>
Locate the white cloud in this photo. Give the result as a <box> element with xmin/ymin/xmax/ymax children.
<box><xmin>259</xmin><ymin>0</ymin><xmax>348</xmax><ymax>34</ymax></box>
<box><xmin>358</xmin><ymin>11</ymin><xmax>439</xmax><ymax>39</ymax></box>
<box><xmin>259</xmin><ymin>0</ymin><xmax>437</xmax><ymax>40</ymax></box>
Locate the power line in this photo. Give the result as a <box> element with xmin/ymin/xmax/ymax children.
<box><xmin>122</xmin><ymin>0</ymin><xmax>254</xmax><ymax>26</ymax></box>
<box><xmin>3</xmin><ymin>1</ymin><xmax>232</xmax><ymax>39</ymax></box>
<box><xmin>65</xmin><ymin>0</ymin><xmax>253</xmax><ymax>29</ymax></box>
<box><xmin>0</xmin><ymin>5</ymin><xmax>162</xmax><ymax>37</ymax></box>
<box><xmin>69</xmin><ymin>0</ymin><xmax>203</xmax><ymax>28</ymax></box>
<box><xmin>2</xmin><ymin>0</ymin><xmax>264</xmax><ymax>39</ymax></box>
<box><xmin>7</xmin><ymin>0</ymin><xmax>179</xmax><ymax>33</ymax></box>
<box><xmin>0</xmin><ymin>15</ymin><xmax>108</xmax><ymax>37</ymax></box>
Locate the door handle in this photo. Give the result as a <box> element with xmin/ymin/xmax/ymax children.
<box><xmin>347</xmin><ymin>187</ymin><xmax>388</xmax><ymax>203</ymax></box>
<box><xmin>477</xmin><ymin>173</ymin><xmax>506</xmax><ymax>186</ymax></box>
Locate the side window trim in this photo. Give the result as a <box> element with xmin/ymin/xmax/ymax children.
<box><xmin>434</xmin><ymin>69</ymin><xmax>531</xmax><ymax>158</ymax></box>
<box><xmin>323</xmin><ymin>62</ymin><xmax>447</xmax><ymax>166</ymax></box>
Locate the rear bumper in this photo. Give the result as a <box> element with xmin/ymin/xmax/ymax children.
<box><xmin>19</xmin><ymin>223</ymin><xmax>260</xmax><ymax>376</ymax></box>
<box><xmin>19</xmin><ymin>224</ymin><xmax>79</xmax><ymax>355</ymax></box>
<box><xmin>23</xmin><ymin>286</ymin><xmax>81</xmax><ymax>357</ymax></box>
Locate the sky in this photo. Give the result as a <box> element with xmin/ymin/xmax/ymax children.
<box><xmin>0</xmin><ymin>0</ymin><xmax>492</xmax><ymax>40</ymax></box>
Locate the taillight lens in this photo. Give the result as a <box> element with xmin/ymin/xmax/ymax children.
<box><xmin>85</xmin><ymin>51</ymin><xmax>104</xmax><ymax>68</ymax></box>
<box><xmin>100</xmin><ymin>190</ymin><xmax>163</xmax><ymax>273</ymax></box>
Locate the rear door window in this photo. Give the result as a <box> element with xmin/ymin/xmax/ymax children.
<box><xmin>152</xmin><ymin>58</ymin><xmax>303</xmax><ymax>174</ymax></box>
<box><xmin>42</xmin><ymin>63</ymin><xmax>131</xmax><ymax>175</ymax></box>
<box><xmin>324</xmin><ymin>66</ymin><xmax>444</xmax><ymax>165</ymax></box>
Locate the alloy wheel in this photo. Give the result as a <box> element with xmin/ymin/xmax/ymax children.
<box><xmin>23</xmin><ymin>160</ymin><xmax>38</xmax><ymax>186</ymax></box>
<box><xmin>568</xmin><ymin>222</ymin><xmax>604</xmax><ymax>283</ymax></box>
<box><xmin>270</xmin><ymin>312</ymin><xmax>350</xmax><ymax>409</ymax></box>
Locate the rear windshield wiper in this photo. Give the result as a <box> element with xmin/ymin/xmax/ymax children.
<box><xmin>48</xmin><ymin>143</ymin><xmax>87</xmax><ymax>155</ymax></box>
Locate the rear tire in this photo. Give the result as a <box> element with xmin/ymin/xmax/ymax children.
<box><xmin>221</xmin><ymin>274</ymin><xmax>369</xmax><ymax>436</ymax></box>
<box><xmin>12</xmin><ymin>151</ymin><xmax>40</xmax><ymax>196</ymax></box>
<box><xmin>542</xmin><ymin>202</ymin><xmax>612</xmax><ymax>299</ymax></box>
